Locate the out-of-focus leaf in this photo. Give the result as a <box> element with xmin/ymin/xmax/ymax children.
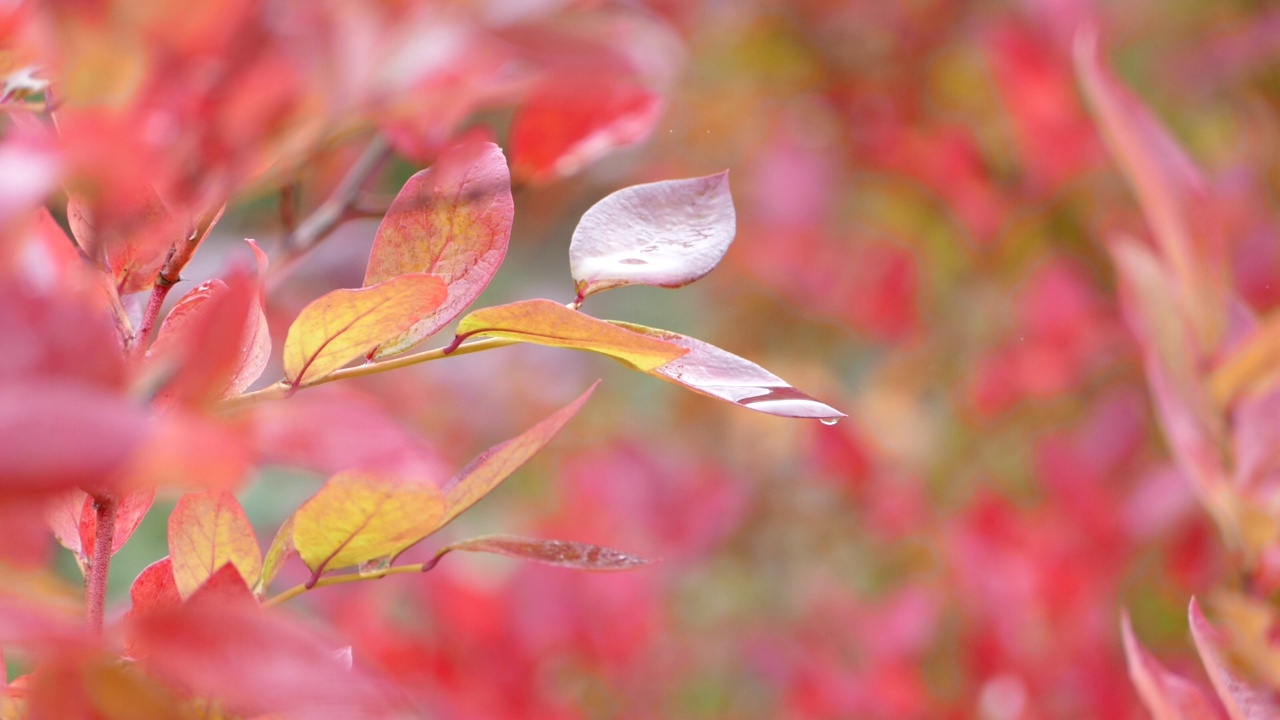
<box><xmin>511</xmin><ymin>73</ymin><xmax>663</xmax><ymax>183</ymax></box>
<box><xmin>1210</xmin><ymin>310</ymin><xmax>1280</xmax><ymax>407</ymax></box>
<box><xmin>1121</xmin><ymin>611</ymin><xmax>1226</xmax><ymax>720</ymax></box>
<box><xmin>364</xmin><ymin>139</ymin><xmax>513</xmax><ymax>357</ymax></box>
<box><xmin>292</xmin><ymin>472</ymin><xmax>445</xmax><ymax>576</ymax></box>
<box><xmin>282</xmin><ymin>273</ymin><xmax>447</xmax><ymax>387</ymax></box>
<box><xmin>427</xmin><ymin>535</ymin><xmax>656</xmax><ymax>572</ymax></box>
<box><xmin>439</xmin><ymin>382</ymin><xmax>597</xmax><ymax>530</ymax></box>
<box><xmin>1189</xmin><ymin>598</ymin><xmax>1280</xmax><ymax>720</ymax></box>
<box><xmin>77</xmin><ymin>488</ymin><xmax>154</xmax><ymax>568</ymax></box>
<box><xmin>147</xmin><ymin>266</ymin><xmax>270</xmax><ymax>406</ymax></box>
<box><xmin>127</xmin><ymin>590</ymin><xmax>392</xmax><ymax>718</ymax></box>
<box><xmin>123</xmin><ymin>410</ymin><xmax>252</xmax><ymax>492</ymax></box>
<box><xmin>256</xmin><ymin>515</ymin><xmax>296</xmax><ymax>595</ymax></box>
<box><xmin>0</xmin><ymin>380</ymin><xmax>149</xmax><ymax>494</ymax></box>
<box><xmin>569</xmin><ymin>172</ymin><xmax>734</xmax><ymax>300</ymax></box>
<box><xmin>167</xmin><ymin>491</ymin><xmax>262</xmax><ymax>599</ymax></box>
<box><xmin>1075</xmin><ymin>30</ymin><xmax>1224</xmax><ymax>346</ymax></box>
<box><xmin>454</xmin><ymin>299</ymin><xmax>686</xmax><ymax>371</ymax></box>
<box><xmin>247</xmin><ymin>385</ymin><xmax>449</xmax><ymax>479</ymax></box>
<box><xmin>69</xmin><ymin>184</ymin><xmax>181</xmax><ymax>295</ymax></box>
<box><xmin>611</xmin><ymin>321</ymin><xmax>845</xmax><ymax>420</ymax></box>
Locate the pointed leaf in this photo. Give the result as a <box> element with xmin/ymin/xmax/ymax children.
<box><xmin>364</xmin><ymin>139</ymin><xmax>514</xmax><ymax>357</ymax></box>
<box><xmin>440</xmin><ymin>382</ymin><xmax>597</xmax><ymax>530</ymax></box>
<box><xmin>1211</xmin><ymin>310</ymin><xmax>1280</xmax><ymax>406</ymax></box>
<box><xmin>128</xmin><ymin>558</ymin><xmax>181</xmax><ymax>619</ymax></box>
<box><xmin>167</xmin><ymin>491</ymin><xmax>263</xmax><ymax>599</ymax></box>
<box><xmin>428</xmin><ymin>535</ymin><xmax>655</xmax><ymax>572</ymax></box>
<box><xmin>569</xmin><ymin>171</ymin><xmax>735</xmax><ymax>299</ymax></box>
<box><xmin>1075</xmin><ymin>31</ymin><xmax>1224</xmax><ymax>345</ymax></box>
<box><xmin>1121</xmin><ymin>611</ymin><xmax>1227</xmax><ymax>720</ymax></box>
<box><xmin>1189</xmin><ymin>598</ymin><xmax>1280</xmax><ymax>720</ymax></box>
<box><xmin>292</xmin><ymin>472</ymin><xmax>445</xmax><ymax>575</ymax></box>
<box><xmin>454</xmin><ymin>299</ymin><xmax>686</xmax><ymax>371</ymax></box>
<box><xmin>611</xmin><ymin>321</ymin><xmax>844</xmax><ymax>420</ymax></box>
<box><xmin>256</xmin><ymin>515</ymin><xmax>296</xmax><ymax>595</ymax></box>
<box><xmin>283</xmin><ymin>273</ymin><xmax>447</xmax><ymax>386</ymax></box>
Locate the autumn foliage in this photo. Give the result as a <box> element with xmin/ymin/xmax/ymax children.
<box><xmin>4</xmin><ymin>0</ymin><xmax>1280</xmax><ymax>718</ymax></box>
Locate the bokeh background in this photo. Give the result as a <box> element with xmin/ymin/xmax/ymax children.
<box><xmin>69</xmin><ymin>0</ymin><xmax>1280</xmax><ymax>717</ymax></box>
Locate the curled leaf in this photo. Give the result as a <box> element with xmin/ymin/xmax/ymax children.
<box><xmin>454</xmin><ymin>299</ymin><xmax>686</xmax><ymax>371</ymax></box>
<box><xmin>292</xmin><ymin>472</ymin><xmax>445</xmax><ymax>577</ymax></box>
<box><xmin>427</xmin><ymin>535</ymin><xmax>656</xmax><ymax>572</ymax></box>
<box><xmin>569</xmin><ymin>171</ymin><xmax>735</xmax><ymax>300</ymax></box>
<box><xmin>282</xmin><ymin>273</ymin><xmax>447</xmax><ymax>387</ymax></box>
<box><xmin>612</xmin><ymin>321</ymin><xmax>844</xmax><ymax>420</ymax></box>
<box><xmin>167</xmin><ymin>491</ymin><xmax>263</xmax><ymax>599</ymax></box>
<box><xmin>364</xmin><ymin>139</ymin><xmax>514</xmax><ymax>357</ymax></box>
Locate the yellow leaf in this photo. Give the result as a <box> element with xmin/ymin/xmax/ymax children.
<box><xmin>167</xmin><ymin>491</ymin><xmax>262</xmax><ymax>600</ymax></box>
<box><xmin>282</xmin><ymin>273</ymin><xmax>447</xmax><ymax>387</ymax></box>
<box><xmin>292</xmin><ymin>472</ymin><xmax>445</xmax><ymax>575</ymax></box>
<box><xmin>454</xmin><ymin>299</ymin><xmax>686</xmax><ymax>372</ymax></box>
<box><xmin>1210</xmin><ymin>310</ymin><xmax>1280</xmax><ymax>406</ymax></box>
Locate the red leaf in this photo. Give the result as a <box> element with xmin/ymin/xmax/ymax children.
<box><xmin>511</xmin><ymin>72</ymin><xmax>663</xmax><ymax>183</ymax></box>
<box><xmin>569</xmin><ymin>172</ymin><xmax>735</xmax><ymax>300</ymax></box>
<box><xmin>127</xmin><ymin>558</ymin><xmax>181</xmax><ymax>622</ymax></box>
<box><xmin>77</xmin><ymin>488</ymin><xmax>154</xmax><ymax>564</ymax></box>
<box><xmin>363</xmin><ymin>138</ymin><xmax>514</xmax><ymax>357</ymax></box>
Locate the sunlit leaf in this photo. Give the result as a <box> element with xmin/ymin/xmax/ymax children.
<box><xmin>1189</xmin><ymin>598</ymin><xmax>1280</xmax><ymax>720</ymax></box>
<box><xmin>611</xmin><ymin>321</ymin><xmax>844</xmax><ymax>420</ymax></box>
<box><xmin>292</xmin><ymin>472</ymin><xmax>445</xmax><ymax>576</ymax></box>
<box><xmin>256</xmin><ymin>515</ymin><xmax>296</xmax><ymax>595</ymax></box>
<box><xmin>569</xmin><ymin>172</ymin><xmax>734</xmax><ymax>300</ymax></box>
<box><xmin>364</xmin><ymin>139</ymin><xmax>513</xmax><ymax>357</ymax></box>
<box><xmin>439</xmin><ymin>382</ymin><xmax>597</xmax><ymax>530</ymax></box>
<box><xmin>427</xmin><ymin>535</ymin><xmax>656</xmax><ymax>572</ymax></box>
<box><xmin>282</xmin><ymin>273</ymin><xmax>447</xmax><ymax>386</ymax></box>
<box><xmin>454</xmin><ymin>299</ymin><xmax>686</xmax><ymax>371</ymax></box>
<box><xmin>1121</xmin><ymin>611</ymin><xmax>1226</xmax><ymax>720</ymax></box>
<box><xmin>167</xmin><ymin>491</ymin><xmax>263</xmax><ymax>599</ymax></box>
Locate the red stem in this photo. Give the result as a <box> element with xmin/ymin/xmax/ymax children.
<box><xmin>86</xmin><ymin>494</ymin><xmax>118</xmax><ymax>635</ymax></box>
<box><xmin>132</xmin><ymin>279</ymin><xmax>174</xmax><ymax>355</ymax></box>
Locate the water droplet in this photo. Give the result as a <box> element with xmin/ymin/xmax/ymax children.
<box><xmin>819</xmin><ymin>417</ymin><xmax>839</xmax><ymax>426</ymax></box>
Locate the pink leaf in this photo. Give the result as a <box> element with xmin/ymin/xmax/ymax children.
<box><xmin>427</xmin><ymin>535</ymin><xmax>656</xmax><ymax>572</ymax></box>
<box><xmin>1189</xmin><ymin>598</ymin><xmax>1280</xmax><ymax>720</ymax></box>
<box><xmin>363</xmin><ymin>139</ymin><xmax>514</xmax><ymax>357</ymax></box>
<box><xmin>1121</xmin><ymin>611</ymin><xmax>1226</xmax><ymax>720</ymax></box>
<box><xmin>611</xmin><ymin>322</ymin><xmax>845</xmax><ymax>421</ymax></box>
<box><xmin>77</xmin><ymin>488</ymin><xmax>155</xmax><ymax>564</ymax></box>
<box><xmin>569</xmin><ymin>172</ymin><xmax>735</xmax><ymax>300</ymax></box>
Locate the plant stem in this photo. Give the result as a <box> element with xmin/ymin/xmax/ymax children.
<box><xmin>217</xmin><ymin>336</ymin><xmax>516</xmax><ymax>411</ymax></box>
<box><xmin>86</xmin><ymin>495</ymin><xmax>118</xmax><ymax>635</ymax></box>
<box><xmin>129</xmin><ymin>205</ymin><xmax>225</xmax><ymax>356</ymax></box>
<box><xmin>263</xmin><ymin>563</ymin><xmax>431</xmax><ymax>608</ymax></box>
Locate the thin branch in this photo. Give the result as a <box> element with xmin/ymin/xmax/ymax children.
<box><xmin>86</xmin><ymin>494</ymin><xmax>118</xmax><ymax>635</ymax></box>
<box><xmin>217</xmin><ymin>336</ymin><xmax>517</xmax><ymax>412</ymax></box>
<box><xmin>263</xmin><ymin>563</ymin><xmax>429</xmax><ymax>608</ymax></box>
<box><xmin>129</xmin><ymin>205</ymin><xmax>226</xmax><ymax>356</ymax></box>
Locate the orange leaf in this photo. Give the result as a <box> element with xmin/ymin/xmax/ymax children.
<box><xmin>427</xmin><ymin>535</ymin><xmax>655</xmax><ymax>572</ymax></box>
<box><xmin>364</xmin><ymin>138</ymin><xmax>513</xmax><ymax>357</ymax></box>
<box><xmin>292</xmin><ymin>472</ymin><xmax>445</xmax><ymax>576</ymax></box>
<box><xmin>611</xmin><ymin>321</ymin><xmax>844</xmax><ymax>420</ymax></box>
<box><xmin>439</xmin><ymin>382</ymin><xmax>597</xmax><ymax>530</ymax></box>
<box><xmin>167</xmin><ymin>490</ymin><xmax>262</xmax><ymax>599</ymax></box>
<box><xmin>282</xmin><ymin>273</ymin><xmax>447</xmax><ymax>386</ymax></box>
<box><xmin>453</xmin><ymin>299</ymin><xmax>686</xmax><ymax>371</ymax></box>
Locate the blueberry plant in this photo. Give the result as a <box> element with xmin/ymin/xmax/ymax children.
<box><xmin>0</xmin><ymin>1</ymin><xmax>843</xmax><ymax>716</ymax></box>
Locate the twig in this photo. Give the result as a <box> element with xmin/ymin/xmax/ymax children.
<box><xmin>86</xmin><ymin>494</ymin><xmax>118</xmax><ymax>635</ymax></box>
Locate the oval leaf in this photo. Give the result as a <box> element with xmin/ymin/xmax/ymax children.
<box><xmin>611</xmin><ymin>321</ymin><xmax>844</xmax><ymax>420</ymax></box>
<box><xmin>439</xmin><ymin>382</ymin><xmax>597</xmax><ymax>531</ymax></box>
<box><xmin>167</xmin><ymin>490</ymin><xmax>263</xmax><ymax>599</ymax></box>
<box><xmin>569</xmin><ymin>171</ymin><xmax>735</xmax><ymax>300</ymax></box>
<box><xmin>292</xmin><ymin>472</ymin><xmax>445</xmax><ymax>576</ymax></box>
<box><xmin>454</xmin><ymin>299</ymin><xmax>686</xmax><ymax>371</ymax></box>
<box><xmin>364</xmin><ymin>139</ymin><xmax>514</xmax><ymax>357</ymax></box>
<box><xmin>282</xmin><ymin>273</ymin><xmax>447</xmax><ymax>387</ymax></box>
<box><xmin>428</xmin><ymin>535</ymin><xmax>655</xmax><ymax>572</ymax></box>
